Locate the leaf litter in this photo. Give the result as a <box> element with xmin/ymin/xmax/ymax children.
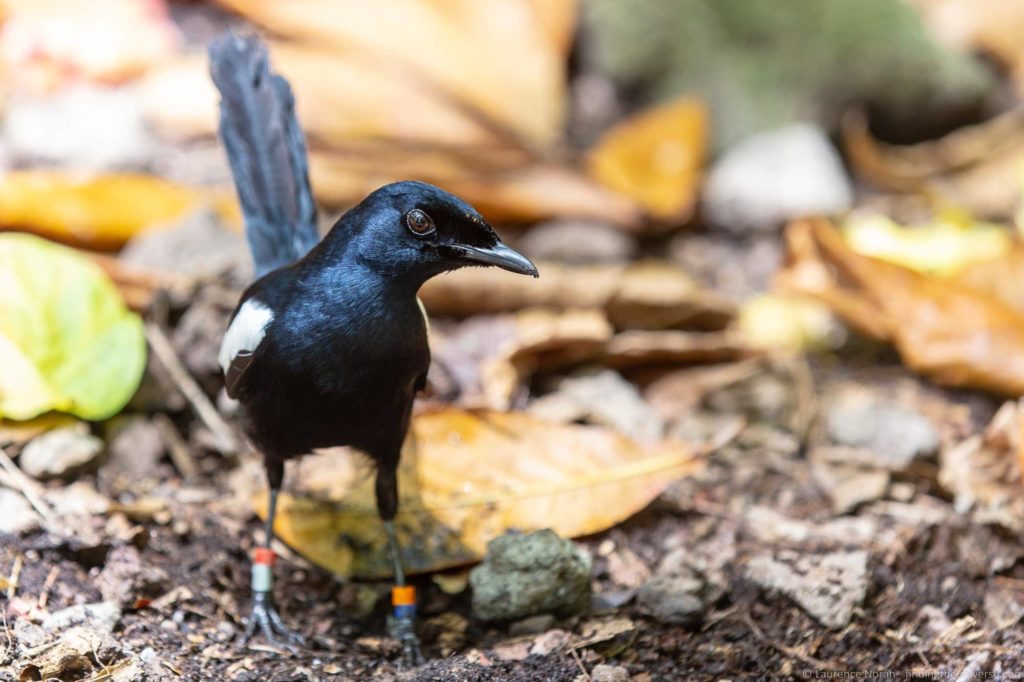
<box><xmin>5</xmin><ymin>0</ymin><xmax>1024</xmax><ymax>680</ymax></box>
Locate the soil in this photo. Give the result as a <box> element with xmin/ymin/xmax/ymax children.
<box><xmin>3</xmin><ymin>359</ymin><xmax>1023</xmax><ymax>682</ymax></box>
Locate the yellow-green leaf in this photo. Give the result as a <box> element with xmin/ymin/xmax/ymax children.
<box><xmin>0</xmin><ymin>233</ymin><xmax>146</xmax><ymax>420</ymax></box>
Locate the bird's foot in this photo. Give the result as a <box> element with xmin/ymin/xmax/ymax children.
<box><xmin>241</xmin><ymin>591</ymin><xmax>305</xmax><ymax>653</ymax></box>
<box><xmin>388</xmin><ymin>613</ymin><xmax>424</xmax><ymax>668</ymax></box>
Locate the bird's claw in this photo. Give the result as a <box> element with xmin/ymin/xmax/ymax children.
<box><xmin>388</xmin><ymin>614</ymin><xmax>424</xmax><ymax>667</ymax></box>
<box><xmin>242</xmin><ymin>591</ymin><xmax>305</xmax><ymax>653</ymax></box>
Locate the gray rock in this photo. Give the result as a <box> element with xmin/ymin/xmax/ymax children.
<box><xmin>470</xmin><ymin>529</ymin><xmax>592</xmax><ymax>622</ymax></box>
<box><xmin>826</xmin><ymin>402</ymin><xmax>939</xmax><ymax>469</ymax></box>
<box><xmin>529</xmin><ymin>369</ymin><xmax>663</xmax><ymax>442</ymax></box>
<box><xmin>41</xmin><ymin>601</ymin><xmax>122</xmax><ymax>633</ymax></box>
<box><xmin>120</xmin><ymin>208</ymin><xmax>245</xmax><ymax>280</ymax></box>
<box><xmin>106</xmin><ymin>416</ymin><xmax>165</xmax><ymax>477</ymax></box>
<box><xmin>516</xmin><ymin>220</ymin><xmax>635</xmax><ymax>264</ymax></box>
<box><xmin>20</xmin><ymin>425</ymin><xmax>104</xmax><ymax>480</ymax></box>
<box><xmin>508</xmin><ymin>614</ymin><xmax>557</xmax><ymax>635</ymax></box>
<box><xmin>702</xmin><ymin>124</ymin><xmax>853</xmax><ymax>233</ymax></box>
<box><xmin>0</xmin><ymin>489</ymin><xmax>40</xmax><ymax>535</ymax></box>
<box><xmin>4</xmin><ymin>86</ymin><xmax>153</xmax><ymax>169</ymax></box>
<box><xmin>588</xmin><ymin>664</ymin><xmax>631</xmax><ymax>682</ymax></box>
<box><xmin>636</xmin><ymin>549</ymin><xmax>723</xmax><ymax>624</ymax></box>
<box><xmin>744</xmin><ymin>506</ymin><xmax>877</xmax><ymax>547</ymax></box>
<box><xmin>96</xmin><ymin>545</ymin><xmax>170</xmax><ymax>607</ymax></box>
<box><xmin>746</xmin><ymin>550</ymin><xmax>869</xmax><ymax>628</ymax></box>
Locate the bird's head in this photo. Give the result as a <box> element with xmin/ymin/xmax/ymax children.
<box><xmin>336</xmin><ymin>181</ymin><xmax>539</xmax><ymax>283</ymax></box>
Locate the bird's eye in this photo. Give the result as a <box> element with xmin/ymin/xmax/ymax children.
<box><xmin>405</xmin><ymin>209</ymin><xmax>435</xmax><ymax>236</ymax></box>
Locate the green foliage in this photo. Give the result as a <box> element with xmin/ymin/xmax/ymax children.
<box><xmin>0</xmin><ymin>233</ymin><xmax>146</xmax><ymax>420</ymax></box>
<box><xmin>585</xmin><ymin>0</ymin><xmax>996</xmax><ymax>149</ymax></box>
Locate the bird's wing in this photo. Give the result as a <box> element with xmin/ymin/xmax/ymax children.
<box><xmin>209</xmin><ymin>33</ymin><xmax>319</xmax><ymax>278</ymax></box>
<box><xmin>219</xmin><ymin>297</ymin><xmax>274</xmax><ymax>398</ymax></box>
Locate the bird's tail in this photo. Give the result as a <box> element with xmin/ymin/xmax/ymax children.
<box><xmin>209</xmin><ymin>33</ymin><xmax>319</xmax><ymax>278</ymax></box>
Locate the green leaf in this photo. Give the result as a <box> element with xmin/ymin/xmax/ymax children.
<box><xmin>0</xmin><ymin>233</ymin><xmax>146</xmax><ymax>420</ymax></box>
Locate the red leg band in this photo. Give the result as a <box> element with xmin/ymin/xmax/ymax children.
<box><xmin>253</xmin><ymin>547</ymin><xmax>276</xmax><ymax>566</ymax></box>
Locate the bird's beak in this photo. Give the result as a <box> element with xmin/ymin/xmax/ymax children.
<box><xmin>457</xmin><ymin>242</ymin><xmax>539</xmax><ymax>277</ymax></box>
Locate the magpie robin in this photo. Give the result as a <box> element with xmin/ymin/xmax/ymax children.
<box><xmin>209</xmin><ymin>34</ymin><xmax>538</xmax><ymax>663</ymax></box>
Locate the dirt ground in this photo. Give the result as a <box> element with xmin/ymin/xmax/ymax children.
<box><xmin>4</xmin><ymin>355</ymin><xmax>1024</xmax><ymax>682</ymax></box>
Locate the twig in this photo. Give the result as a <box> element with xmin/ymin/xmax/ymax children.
<box><xmin>6</xmin><ymin>555</ymin><xmax>22</xmax><ymax>600</ymax></box>
<box><xmin>0</xmin><ymin>446</ymin><xmax>59</xmax><ymax>529</ymax></box>
<box><xmin>153</xmin><ymin>413</ymin><xmax>201</xmax><ymax>480</ymax></box>
<box><xmin>37</xmin><ymin>566</ymin><xmax>60</xmax><ymax>610</ymax></box>
<box><xmin>568</xmin><ymin>645</ymin><xmax>591</xmax><ymax>681</ymax></box>
<box><xmin>144</xmin><ymin>322</ymin><xmax>239</xmax><ymax>454</ymax></box>
<box><xmin>743</xmin><ymin>612</ymin><xmax>833</xmax><ymax>670</ymax></box>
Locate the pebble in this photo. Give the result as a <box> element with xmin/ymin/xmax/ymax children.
<box><xmin>470</xmin><ymin>529</ymin><xmax>592</xmax><ymax>622</ymax></box>
<box><xmin>746</xmin><ymin>550</ymin><xmax>869</xmax><ymax>628</ymax></box>
<box><xmin>0</xmin><ymin>488</ymin><xmax>40</xmax><ymax>534</ymax></box>
<box><xmin>516</xmin><ymin>219</ymin><xmax>635</xmax><ymax>264</ymax></box>
<box><xmin>703</xmin><ymin>124</ymin><xmax>853</xmax><ymax>234</ymax></box>
<box><xmin>105</xmin><ymin>416</ymin><xmax>166</xmax><ymax>477</ymax></box>
<box><xmin>508</xmin><ymin>614</ymin><xmax>556</xmax><ymax>636</ymax></box>
<box><xmin>19</xmin><ymin>425</ymin><xmax>105</xmax><ymax>480</ymax></box>
<box><xmin>588</xmin><ymin>664</ymin><xmax>631</xmax><ymax>682</ymax></box>
<box><xmin>636</xmin><ymin>549</ymin><xmax>724</xmax><ymax>625</ymax></box>
<box><xmin>41</xmin><ymin>601</ymin><xmax>122</xmax><ymax>633</ymax></box>
<box><xmin>826</xmin><ymin>402</ymin><xmax>939</xmax><ymax>469</ymax></box>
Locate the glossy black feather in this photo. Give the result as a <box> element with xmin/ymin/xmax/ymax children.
<box><xmin>209</xmin><ymin>33</ymin><xmax>319</xmax><ymax>277</ymax></box>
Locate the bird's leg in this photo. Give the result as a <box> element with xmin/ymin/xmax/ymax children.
<box><xmin>384</xmin><ymin>519</ymin><xmax>424</xmax><ymax>667</ymax></box>
<box><xmin>242</xmin><ymin>483</ymin><xmax>305</xmax><ymax>651</ymax></box>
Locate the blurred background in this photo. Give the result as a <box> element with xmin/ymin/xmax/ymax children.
<box><xmin>4</xmin><ymin>0</ymin><xmax>1024</xmax><ymax>679</ymax></box>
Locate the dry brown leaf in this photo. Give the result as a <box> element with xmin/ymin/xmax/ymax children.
<box><xmin>215</xmin><ymin>0</ymin><xmax>573</xmax><ymax>146</ymax></box>
<box><xmin>260</xmin><ymin>408</ymin><xmax>701</xmax><ymax>579</ymax></box>
<box><xmin>940</xmin><ymin>399</ymin><xmax>1024</xmax><ymax>530</ymax></box>
<box><xmin>842</xmin><ymin>110</ymin><xmax>1024</xmax><ymax>219</ymax></box>
<box><xmin>779</xmin><ymin>218</ymin><xmax>1024</xmax><ymax>396</ymax></box>
<box><xmin>913</xmin><ymin>0</ymin><xmax>1024</xmax><ymax>94</ymax></box>
<box><xmin>478</xmin><ymin>309</ymin><xmax>613</xmax><ymax>409</ymax></box>
<box><xmin>0</xmin><ymin>171</ymin><xmax>238</xmax><ymax>250</ymax></box>
<box><xmin>419</xmin><ymin>260</ymin><xmax>734</xmax><ymax>329</ymax></box>
<box><xmin>604</xmin><ymin>330</ymin><xmax>751</xmax><ymax>369</ymax></box>
<box><xmin>310</xmin><ymin>151</ymin><xmax>642</xmax><ymax>227</ymax></box>
<box><xmin>587</xmin><ymin>96</ymin><xmax>707</xmax><ymax>223</ymax></box>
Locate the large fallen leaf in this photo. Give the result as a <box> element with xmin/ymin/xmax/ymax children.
<box><xmin>259</xmin><ymin>408</ymin><xmax>701</xmax><ymax>579</ymax></box>
<box><xmin>778</xmin><ymin>218</ymin><xmax>1024</xmax><ymax>396</ymax></box>
<box><xmin>215</xmin><ymin>0</ymin><xmax>573</xmax><ymax>146</ymax></box>
<box><xmin>0</xmin><ymin>233</ymin><xmax>145</xmax><ymax>420</ymax></box>
<box><xmin>843</xmin><ymin>109</ymin><xmax>1024</xmax><ymax>220</ymax></box>
<box><xmin>419</xmin><ymin>260</ymin><xmax>734</xmax><ymax>329</ymax></box>
<box><xmin>587</xmin><ymin>96</ymin><xmax>707</xmax><ymax>223</ymax></box>
<box><xmin>0</xmin><ymin>171</ymin><xmax>238</xmax><ymax>250</ymax></box>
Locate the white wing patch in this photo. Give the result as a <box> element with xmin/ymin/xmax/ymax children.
<box><xmin>218</xmin><ymin>299</ymin><xmax>274</xmax><ymax>372</ymax></box>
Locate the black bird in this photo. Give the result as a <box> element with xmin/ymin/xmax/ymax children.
<box><xmin>209</xmin><ymin>34</ymin><xmax>538</xmax><ymax>662</ymax></box>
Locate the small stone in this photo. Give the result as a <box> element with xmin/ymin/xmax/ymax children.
<box><xmin>529</xmin><ymin>369</ymin><xmax>663</xmax><ymax>442</ymax></box>
<box><xmin>703</xmin><ymin>124</ymin><xmax>853</xmax><ymax>233</ymax></box>
<box><xmin>470</xmin><ymin>529</ymin><xmax>592</xmax><ymax>622</ymax></box>
<box><xmin>529</xmin><ymin>628</ymin><xmax>572</xmax><ymax>655</ymax></box>
<box><xmin>590</xmin><ymin>664</ymin><xmax>631</xmax><ymax>682</ymax></box>
<box><xmin>746</xmin><ymin>550</ymin><xmax>869</xmax><ymax>629</ymax></box>
<box><xmin>20</xmin><ymin>425</ymin><xmax>104</xmax><ymax>480</ymax></box>
<box><xmin>120</xmin><ymin>208</ymin><xmax>244</xmax><ymax>280</ymax></box>
<box><xmin>810</xmin><ymin>453</ymin><xmax>891</xmax><ymax>514</ymax></box>
<box><xmin>517</xmin><ymin>220</ymin><xmax>635</xmax><ymax>264</ymax></box>
<box><xmin>984</xmin><ymin>587</ymin><xmax>1024</xmax><ymax>629</ymax></box>
<box><xmin>95</xmin><ymin>545</ymin><xmax>170</xmax><ymax>607</ymax></box>
<box><xmin>105</xmin><ymin>416</ymin><xmax>165</xmax><ymax>477</ymax></box>
<box><xmin>826</xmin><ymin>402</ymin><xmax>939</xmax><ymax>469</ymax></box>
<box><xmin>0</xmin><ymin>488</ymin><xmax>40</xmax><ymax>535</ymax></box>
<box><xmin>636</xmin><ymin>549</ymin><xmax>723</xmax><ymax>625</ymax></box>
<box><xmin>744</xmin><ymin>506</ymin><xmax>877</xmax><ymax>547</ymax></box>
<box><xmin>42</xmin><ymin>601</ymin><xmax>122</xmax><ymax>633</ymax></box>
<box><xmin>508</xmin><ymin>614</ymin><xmax>556</xmax><ymax>636</ymax></box>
